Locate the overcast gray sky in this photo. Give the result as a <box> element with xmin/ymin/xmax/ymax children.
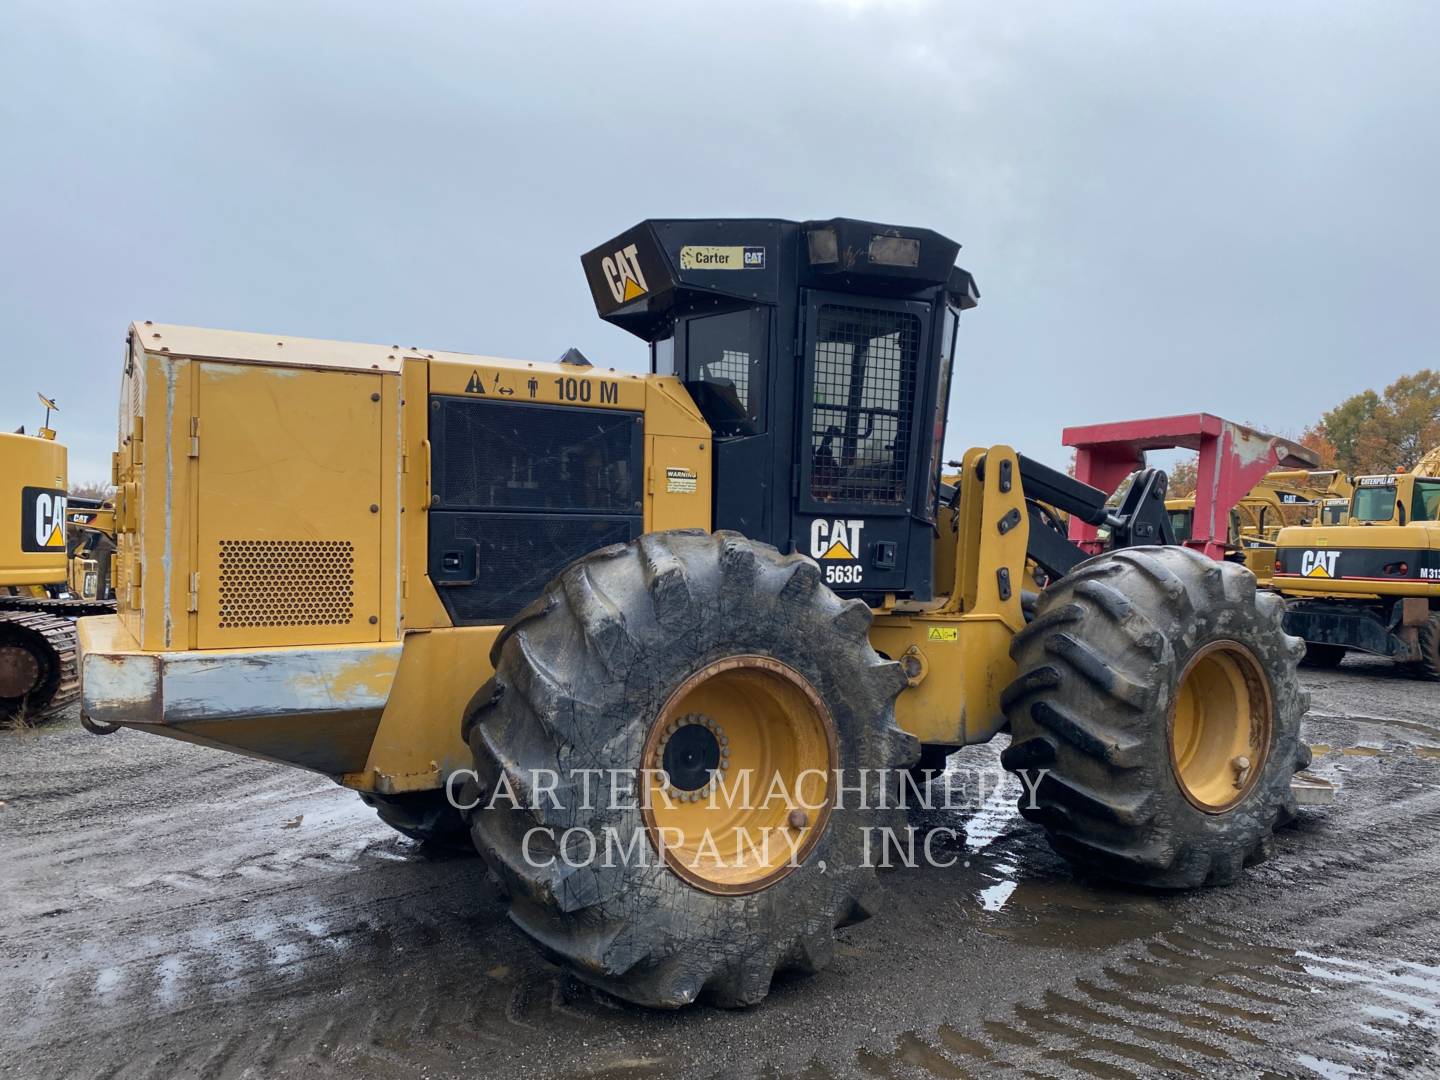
<box><xmin>3</xmin><ymin>1</ymin><xmax>1437</xmax><ymax>484</ymax></box>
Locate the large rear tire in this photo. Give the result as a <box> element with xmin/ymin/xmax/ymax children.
<box><xmin>463</xmin><ymin>530</ymin><xmax>914</xmax><ymax>1008</ymax></box>
<box><xmin>1001</xmin><ymin>547</ymin><xmax>1310</xmax><ymax>889</ymax></box>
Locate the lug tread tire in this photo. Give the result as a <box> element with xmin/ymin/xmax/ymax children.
<box><xmin>464</xmin><ymin>530</ymin><xmax>915</xmax><ymax>1009</ymax></box>
<box><xmin>1000</xmin><ymin>546</ymin><xmax>1310</xmax><ymax>890</ymax></box>
<box><xmin>1412</xmin><ymin>614</ymin><xmax>1440</xmax><ymax>680</ymax></box>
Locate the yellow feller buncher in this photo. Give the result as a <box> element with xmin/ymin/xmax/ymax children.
<box><xmin>1274</xmin><ymin>452</ymin><xmax>1440</xmax><ymax>675</ymax></box>
<box><xmin>79</xmin><ymin>218</ymin><xmax>1311</xmax><ymax>1007</ymax></box>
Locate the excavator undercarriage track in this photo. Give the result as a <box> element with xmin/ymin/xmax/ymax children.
<box><xmin>0</xmin><ymin>596</ymin><xmax>117</xmax><ymax>619</ymax></box>
<box><xmin>0</xmin><ymin>608</ymin><xmax>85</xmax><ymax>725</ymax></box>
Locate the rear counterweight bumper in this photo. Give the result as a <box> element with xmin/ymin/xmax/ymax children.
<box><xmin>76</xmin><ymin>614</ymin><xmax>401</xmax><ymax>775</ymax></box>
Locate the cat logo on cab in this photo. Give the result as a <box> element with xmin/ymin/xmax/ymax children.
<box><xmin>600</xmin><ymin>244</ymin><xmax>649</xmax><ymax>304</ymax></box>
<box><xmin>810</xmin><ymin>518</ymin><xmax>864</xmax><ymax>585</ymax></box>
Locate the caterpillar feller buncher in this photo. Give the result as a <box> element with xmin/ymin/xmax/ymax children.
<box><xmin>78</xmin><ymin>218</ymin><xmax>1310</xmax><ymax>1008</ymax></box>
<box><xmin>1274</xmin><ymin>452</ymin><xmax>1440</xmax><ymax>675</ymax></box>
<box><xmin>1</xmin><ymin>398</ymin><xmax>116</xmax><ymax>723</ymax></box>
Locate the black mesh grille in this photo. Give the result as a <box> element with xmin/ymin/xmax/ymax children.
<box><xmin>427</xmin><ymin>396</ymin><xmax>644</xmax><ymax>625</ymax></box>
<box><xmin>435</xmin><ymin>515</ymin><xmax>637</xmax><ymax>625</ymax></box>
<box><xmin>433</xmin><ymin>397</ymin><xmax>640</xmax><ymax>513</ymax></box>
<box><xmin>809</xmin><ymin>305</ymin><xmax>920</xmax><ymax>504</ymax></box>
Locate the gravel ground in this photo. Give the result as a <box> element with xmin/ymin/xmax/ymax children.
<box><xmin>1</xmin><ymin>657</ymin><xmax>1437</xmax><ymax>1079</ymax></box>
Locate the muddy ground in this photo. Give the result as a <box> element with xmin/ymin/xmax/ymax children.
<box><xmin>1</xmin><ymin>659</ymin><xmax>1437</xmax><ymax>1079</ymax></box>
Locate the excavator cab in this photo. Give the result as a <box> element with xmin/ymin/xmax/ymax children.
<box><xmin>582</xmin><ymin>218</ymin><xmax>978</xmax><ymax>603</ymax></box>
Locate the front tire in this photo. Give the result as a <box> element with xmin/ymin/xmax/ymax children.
<box><xmin>1411</xmin><ymin>613</ymin><xmax>1440</xmax><ymax>680</ymax></box>
<box><xmin>1001</xmin><ymin>547</ymin><xmax>1310</xmax><ymax>889</ymax></box>
<box><xmin>464</xmin><ymin>530</ymin><xmax>914</xmax><ymax>1008</ymax></box>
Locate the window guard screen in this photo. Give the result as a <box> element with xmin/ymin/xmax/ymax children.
<box><xmin>809</xmin><ymin>304</ymin><xmax>920</xmax><ymax>505</ymax></box>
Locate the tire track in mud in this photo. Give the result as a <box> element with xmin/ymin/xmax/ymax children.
<box><xmin>4</xmin><ymin>676</ymin><xmax>1440</xmax><ymax>1080</ymax></box>
<box><xmin>842</xmin><ymin>722</ymin><xmax>1440</xmax><ymax>1080</ymax></box>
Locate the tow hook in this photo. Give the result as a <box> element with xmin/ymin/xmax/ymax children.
<box><xmin>80</xmin><ymin>713</ymin><xmax>121</xmax><ymax>736</ymax></box>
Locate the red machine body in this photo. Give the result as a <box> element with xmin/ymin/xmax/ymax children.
<box><xmin>1063</xmin><ymin>413</ymin><xmax>1318</xmax><ymax>562</ymax></box>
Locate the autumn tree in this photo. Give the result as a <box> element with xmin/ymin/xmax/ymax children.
<box><xmin>1319</xmin><ymin>371</ymin><xmax>1440</xmax><ymax>473</ymax></box>
<box><xmin>1297</xmin><ymin>425</ymin><xmax>1337</xmax><ymax>468</ymax></box>
<box><xmin>1167</xmin><ymin>457</ymin><xmax>1198</xmax><ymax>498</ymax></box>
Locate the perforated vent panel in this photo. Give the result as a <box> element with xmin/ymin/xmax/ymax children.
<box><xmin>218</xmin><ymin>539</ymin><xmax>355</xmax><ymax>628</ymax></box>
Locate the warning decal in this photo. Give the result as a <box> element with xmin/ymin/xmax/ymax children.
<box><xmin>665</xmin><ymin>467</ymin><xmax>698</xmax><ymax>494</ymax></box>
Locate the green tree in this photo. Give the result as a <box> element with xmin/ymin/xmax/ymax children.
<box><xmin>1319</xmin><ymin>389</ymin><xmax>1381</xmax><ymax>472</ymax></box>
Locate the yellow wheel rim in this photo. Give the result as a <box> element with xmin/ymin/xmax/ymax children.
<box><xmin>1169</xmin><ymin>640</ymin><xmax>1273</xmax><ymax>813</ymax></box>
<box><xmin>641</xmin><ymin>656</ymin><xmax>836</xmax><ymax>895</ymax></box>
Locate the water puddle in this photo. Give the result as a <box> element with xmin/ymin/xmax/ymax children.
<box><xmin>977</xmin><ymin>881</ymin><xmax>1016</xmax><ymax>912</ymax></box>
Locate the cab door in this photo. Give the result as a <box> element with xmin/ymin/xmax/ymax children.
<box><xmin>793</xmin><ymin>291</ymin><xmax>931</xmax><ymax>596</ymax></box>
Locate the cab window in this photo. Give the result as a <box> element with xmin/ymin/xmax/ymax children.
<box><xmin>1413</xmin><ymin>479</ymin><xmax>1440</xmax><ymax>521</ymax></box>
<box><xmin>1168</xmin><ymin>509</ymin><xmax>1193</xmax><ymax>543</ymax></box>
<box><xmin>681</xmin><ymin>308</ymin><xmax>768</xmax><ymax>437</ymax></box>
<box><xmin>809</xmin><ymin>304</ymin><xmax>921</xmax><ymax>504</ymax></box>
<box><xmin>1351</xmin><ymin>484</ymin><xmax>1397</xmax><ymax>522</ymax></box>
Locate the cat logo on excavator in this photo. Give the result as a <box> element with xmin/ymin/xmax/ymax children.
<box><xmin>1299</xmin><ymin>549</ymin><xmax>1340</xmax><ymax>578</ymax></box>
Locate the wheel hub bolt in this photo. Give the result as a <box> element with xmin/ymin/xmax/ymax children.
<box><xmin>1232</xmin><ymin>755</ymin><xmax>1252</xmax><ymax>787</ymax></box>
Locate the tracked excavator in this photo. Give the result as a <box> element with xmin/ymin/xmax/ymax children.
<box><xmin>1</xmin><ymin>397</ymin><xmax>115</xmax><ymax>723</ymax></box>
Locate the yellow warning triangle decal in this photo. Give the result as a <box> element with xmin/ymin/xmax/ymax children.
<box><xmin>44</xmin><ymin>524</ymin><xmax>63</xmax><ymax>547</ymax></box>
<box><xmin>820</xmin><ymin>539</ymin><xmax>856</xmax><ymax>561</ymax></box>
<box><xmin>1306</xmin><ymin>564</ymin><xmax>1330</xmax><ymax>578</ymax></box>
<box><xmin>621</xmin><ymin>277</ymin><xmax>646</xmax><ymax>302</ymax></box>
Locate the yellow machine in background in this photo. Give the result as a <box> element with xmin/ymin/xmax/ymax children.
<box><xmin>64</xmin><ymin>501</ymin><xmax>116</xmax><ymax>602</ymax></box>
<box><xmin>78</xmin><ymin>218</ymin><xmax>1310</xmax><ymax>1009</ymax></box>
<box><xmin>0</xmin><ymin>396</ymin><xmax>119</xmax><ymax>724</ymax></box>
<box><xmin>1166</xmin><ymin>468</ymin><xmax>1352</xmax><ymax>584</ymax></box>
<box><xmin>1</xmin><ymin>402</ymin><xmax>75</xmax><ymax>721</ymax></box>
<box><xmin>1275</xmin><ymin>466</ymin><xmax>1440</xmax><ymax>674</ymax></box>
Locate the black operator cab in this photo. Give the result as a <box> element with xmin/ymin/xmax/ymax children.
<box><xmin>582</xmin><ymin>218</ymin><xmax>978</xmax><ymax>603</ymax></box>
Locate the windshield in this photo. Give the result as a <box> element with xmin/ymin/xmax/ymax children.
<box><xmin>1351</xmin><ymin>483</ymin><xmax>1397</xmax><ymax>523</ymax></box>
